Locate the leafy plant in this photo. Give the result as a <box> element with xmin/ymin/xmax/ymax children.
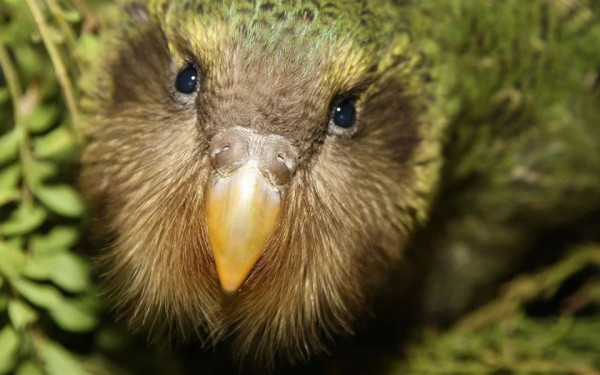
<box><xmin>0</xmin><ymin>0</ymin><xmax>108</xmax><ymax>373</ymax></box>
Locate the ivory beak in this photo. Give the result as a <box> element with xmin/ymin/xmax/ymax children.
<box><xmin>205</xmin><ymin>165</ymin><xmax>282</xmax><ymax>294</ymax></box>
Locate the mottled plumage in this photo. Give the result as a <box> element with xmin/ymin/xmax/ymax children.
<box><xmin>80</xmin><ymin>0</ymin><xmax>600</xmax><ymax>366</ymax></box>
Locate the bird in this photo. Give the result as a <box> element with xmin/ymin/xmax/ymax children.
<box><xmin>79</xmin><ymin>0</ymin><xmax>600</xmax><ymax>367</ymax></box>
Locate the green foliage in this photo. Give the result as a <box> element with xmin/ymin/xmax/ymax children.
<box><xmin>0</xmin><ymin>0</ymin><xmax>112</xmax><ymax>373</ymax></box>
<box><xmin>397</xmin><ymin>246</ymin><xmax>600</xmax><ymax>374</ymax></box>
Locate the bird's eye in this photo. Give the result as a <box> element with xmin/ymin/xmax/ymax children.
<box><xmin>175</xmin><ymin>65</ymin><xmax>199</xmax><ymax>94</ymax></box>
<box><xmin>331</xmin><ymin>99</ymin><xmax>357</xmax><ymax>129</ymax></box>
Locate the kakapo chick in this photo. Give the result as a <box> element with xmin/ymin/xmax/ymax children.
<box><xmin>80</xmin><ymin>0</ymin><xmax>600</xmax><ymax>366</ymax></box>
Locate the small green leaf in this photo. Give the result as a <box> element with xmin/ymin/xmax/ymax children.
<box><xmin>1</xmin><ymin>204</ymin><xmax>47</xmax><ymax>236</ymax></box>
<box><xmin>30</xmin><ymin>226</ymin><xmax>79</xmax><ymax>254</ymax></box>
<box><xmin>8</xmin><ymin>299</ymin><xmax>39</xmax><ymax>330</ymax></box>
<box><xmin>0</xmin><ymin>190</ymin><xmax>20</xmax><ymax>206</ymax></box>
<box><xmin>63</xmin><ymin>9</ymin><xmax>82</xmax><ymax>23</ymax></box>
<box><xmin>13</xmin><ymin>45</ymin><xmax>42</xmax><ymax>79</ymax></box>
<box><xmin>23</xmin><ymin>252</ymin><xmax>90</xmax><ymax>293</ymax></box>
<box><xmin>0</xmin><ymin>165</ymin><xmax>22</xmax><ymax>206</ymax></box>
<box><xmin>49</xmin><ymin>299</ymin><xmax>98</xmax><ymax>333</ymax></box>
<box><xmin>34</xmin><ymin>184</ymin><xmax>86</xmax><ymax>218</ymax></box>
<box><xmin>12</xmin><ymin>279</ymin><xmax>62</xmax><ymax>310</ymax></box>
<box><xmin>48</xmin><ymin>253</ymin><xmax>90</xmax><ymax>293</ymax></box>
<box><xmin>0</xmin><ymin>243</ymin><xmax>27</xmax><ymax>280</ymax></box>
<box><xmin>21</xmin><ymin>255</ymin><xmax>51</xmax><ymax>280</ymax></box>
<box><xmin>0</xmin><ymin>130</ymin><xmax>19</xmax><ymax>164</ymax></box>
<box><xmin>38</xmin><ymin>338</ymin><xmax>90</xmax><ymax>375</ymax></box>
<box><xmin>33</xmin><ymin>125</ymin><xmax>76</xmax><ymax>159</ymax></box>
<box><xmin>0</xmin><ymin>325</ymin><xmax>20</xmax><ymax>375</ymax></box>
<box><xmin>0</xmin><ymin>164</ymin><xmax>21</xmax><ymax>189</ymax></box>
<box><xmin>24</xmin><ymin>105</ymin><xmax>60</xmax><ymax>133</ymax></box>
<box><xmin>12</xmin><ymin>280</ymin><xmax>98</xmax><ymax>333</ymax></box>
<box><xmin>75</xmin><ymin>34</ymin><xmax>99</xmax><ymax>63</ymax></box>
<box><xmin>5</xmin><ymin>237</ymin><xmax>25</xmax><ymax>251</ymax></box>
<box><xmin>23</xmin><ymin>159</ymin><xmax>57</xmax><ymax>187</ymax></box>
<box><xmin>15</xmin><ymin>361</ymin><xmax>44</xmax><ymax>375</ymax></box>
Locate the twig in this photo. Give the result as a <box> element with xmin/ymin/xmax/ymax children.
<box><xmin>0</xmin><ymin>41</ymin><xmax>35</xmax><ymax>208</ymax></box>
<box><xmin>0</xmin><ymin>41</ymin><xmax>22</xmax><ymax>117</ymax></box>
<box><xmin>453</xmin><ymin>246</ymin><xmax>600</xmax><ymax>333</ymax></box>
<box><xmin>24</xmin><ymin>0</ymin><xmax>82</xmax><ymax>141</ymax></box>
<box><xmin>45</xmin><ymin>0</ymin><xmax>78</xmax><ymax>56</ymax></box>
<box><xmin>71</xmin><ymin>0</ymin><xmax>99</xmax><ymax>33</ymax></box>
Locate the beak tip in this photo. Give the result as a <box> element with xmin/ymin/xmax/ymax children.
<box><xmin>221</xmin><ymin>286</ymin><xmax>240</xmax><ymax>295</ymax></box>
<box><xmin>216</xmin><ymin>269</ymin><xmax>246</xmax><ymax>294</ymax></box>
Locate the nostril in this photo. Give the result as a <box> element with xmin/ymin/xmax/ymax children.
<box><xmin>209</xmin><ymin>129</ymin><xmax>250</xmax><ymax>173</ymax></box>
<box><xmin>276</xmin><ymin>153</ymin><xmax>286</xmax><ymax>166</ymax></box>
<box><xmin>212</xmin><ymin>144</ymin><xmax>230</xmax><ymax>158</ymax></box>
<box><xmin>259</xmin><ymin>140</ymin><xmax>298</xmax><ymax>186</ymax></box>
<box><xmin>212</xmin><ymin>144</ymin><xmax>229</xmax><ymax>157</ymax></box>
<box><xmin>277</xmin><ymin>152</ymin><xmax>295</xmax><ymax>172</ymax></box>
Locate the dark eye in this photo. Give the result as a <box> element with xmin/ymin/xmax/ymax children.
<box><xmin>331</xmin><ymin>99</ymin><xmax>357</xmax><ymax>129</ymax></box>
<box><xmin>175</xmin><ymin>65</ymin><xmax>199</xmax><ymax>94</ymax></box>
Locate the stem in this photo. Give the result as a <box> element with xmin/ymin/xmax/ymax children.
<box><xmin>71</xmin><ymin>0</ymin><xmax>99</xmax><ymax>33</ymax></box>
<box><xmin>28</xmin><ymin>326</ymin><xmax>45</xmax><ymax>366</ymax></box>
<box><xmin>0</xmin><ymin>41</ymin><xmax>35</xmax><ymax>208</ymax></box>
<box><xmin>0</xmin><ymin>41</ymin><xmax>22</xmax><ymax>117</ymax></box>
<box><xmin>24</xmin><ymin>0</ymin><xmax>82</xmax><ymax>140</ymax></box>
<box><xmin>45</xmin><ymin>0</ymin><xmax>78</xmax><ymax>58</ymax></box>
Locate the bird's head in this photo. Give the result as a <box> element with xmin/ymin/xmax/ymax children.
<box><xmin>81</xmin><ymin>0</ymin><xmax>443</xmax><ymax>365</ymax></box>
